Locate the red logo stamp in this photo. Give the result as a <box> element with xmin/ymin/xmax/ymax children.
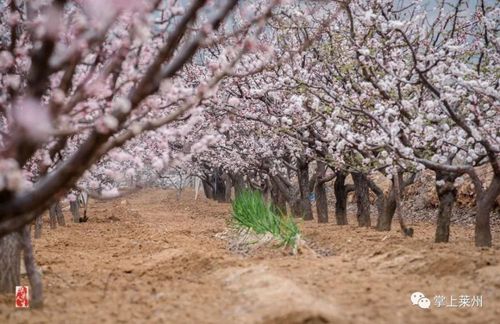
<box><xmin>15</xmin><ymin>286</ymin><xmax>29</xmax><ymax>308</ymax></box>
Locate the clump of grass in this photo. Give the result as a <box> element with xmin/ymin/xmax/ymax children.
<box><xmin>231</xmin><ymin>190</ymin><xmax>300</xmax><ymax>249</ymax></box>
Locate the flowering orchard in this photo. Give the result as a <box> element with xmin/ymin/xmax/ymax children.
<box><xmin>0</xmin><ymin>0</ymin><xmax>282</xmax><ymax>305</ymax></box>
<box><xmin>0</xmin><ymin>0</ymin><xmax>498</xmax><ymax>308</ymax></box>
<box><xmin>193</xmin><ymin>0</ymin><xmax>498</xmax><ymax>246</ymax></box>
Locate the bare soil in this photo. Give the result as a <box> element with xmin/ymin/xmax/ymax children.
<box><xmin>0</xmin><ymin>189</ymin><xmax>498</xmax><ymax>324</ymax></box>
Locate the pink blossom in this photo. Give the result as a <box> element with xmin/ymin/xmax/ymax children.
<box><xmin>228</xmin><ymin>97</ymin><xmax>240</xmax><ymax>106</ymax></box>
<box><xmin>102</xmin><ymin>187</ymin><xmax>120</xmax><ymax>199</ymax></box>
<box><xmin>152</xmin><ymin>158</ymin><xmax>164</xmax><ymax>171</ymax></box>
<box><xmin>0</xmin><ymin>52</ymin><xmax>14</xmax><ymax>71</ymax></box>
<box><xmin>13</xmin><ymin>99</ymin><xmax>53</xmax><ymax>140</ymax></box>
<box><xmin>171</xmin><ymin>6</ymin><xmax>184</xmax><ymax>16</ymax></box>
<box><xmin>7</xmin><ymin>11</ymin><xmax>20</xmax><ymax>26</ymax></box>
<box><xmin>4</xmin><ymin>75</ymin><xmax>21</xmax><ymax>90</ymax></box>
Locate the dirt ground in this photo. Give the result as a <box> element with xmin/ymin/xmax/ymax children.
<box><xmin>0</xmin><ymin>188</ymin><xmax>498</xmax><ymax>324</ymax></box>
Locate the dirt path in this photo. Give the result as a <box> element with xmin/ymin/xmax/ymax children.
<box><xmin>0</xmin><ymin>189</ymin><xmax>498</xmax><ymax>323</ymax></box>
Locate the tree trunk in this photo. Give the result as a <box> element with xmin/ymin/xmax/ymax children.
<box><xmin>231</xmin><ymin>173</ymin><xmax>246</xmax><ymax>198</ymax></box>
<box><xmin>297</xmin><ymin>159</ymin><xmax>313</xmax><ymax>221</ymax></box>
<box><xmin>371</xmin><ymin>172</ymin><xmax>415</xmax><ymax>231</ymax></box>
<box><xmin>291</xmin><ymin>197</ymin><xmax>303</xmax><ymax>218</ymax></box>
<box><xmin>20</xmin><ymin>226</ymin><xmax>43</xmax><ymax>308</ymax></box>
<box><xmin>54</xmin><ymin>201</ymin><xmax>65</xmax><ymax>226</ymax></box>
<box><xmin>476</xmin><ymin>200</ymin><xmax>493</xmax><ymax>247</ymax></box>
<box><xmin>34</xmin><ymin>215</ymin><xmax>43</xmax><ymax>239</ymax></box>
<box><xmin>270</xmin><ymin>185</ymin><xmax>279</xmax><ymax>212</ymax></box>
<box><xmin>475</xmin><ymin>175</ymin><xmax>499</xmax><ymax>247</ymax></box>
<box><xmin>375</xmin><ymin>191</ymin><xmax>396</xmax><ymax>231</ymax></box>
<box><xmin>201</xmin><ymin>180</ymin><xmax>214</xmax><ymax>200</ymax></box>
<box><xmin>224</xmin><ymin>174</ymin><xmax>232</xmax><ymax>202</ymax></box>
<box><xmin>0</xmin><ymin>232</ymin><xmax>21</xmax><ymax>294</ymax></box>
<box><xmin>265</xmin><ymin>185</ymin><xmax>272</xmax><ymax>203</ymax></box>
<box><xmin>270</xmin><ymin>180</ymin><xmax>287</xmax><ymax>215</ymax></box>
<box><xmin>393</xmin><ymin>169</ymin><xmax>413</xmax><ymax>237</ymax></box>
<box><xmin>435</xmin><ymin>172</ymin><xmax>457</xmax><ymax>243</ymax></box>
<box><xmin>315</xmin><ymin>161</ymin><xmax>329</xmax><ymax>223</ymax></box>
<box><xmin>49</xmin><ymin>204</ymin><xmax>58</xmax><ymax>229</ymax></box>
<box><xmin>213</xmin><ymin>173</ymin><xmax>228</xmax><ymax>202</ymax></box>
<box><xmin>334</xmin><ymin>171</ymin><xmax>348</xmax><ymax>225</ymax></box>
<box><xmin>70</xmin><ymin>200</ymin><xmax>80</xmax><ymax>223</ymax></box>
<box><xmin>316</xmin><ymin>181</ymin><xmax>328</xmax><ymax>223</ymax></box>
<box><xmin>205</xmin><ymin>170</ymin><xmax>229</xmax><ymax>202</ymax></box>
<box><xmin>276</xmin><ymin>190</ymin><xmax>287</xmax><ymax>216</ymax></box>
<box><xmin>352</xmin><ymin>172</ymin><xmax>371</xmax><ymax>227</ymax></box>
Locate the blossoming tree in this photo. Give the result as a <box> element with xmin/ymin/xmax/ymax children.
<box><xmin>0</xmin><ymin>0</ymin><xmax>280</xmax><ymax>304</ymax></box>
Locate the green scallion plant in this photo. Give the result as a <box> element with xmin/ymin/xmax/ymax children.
<box><xmin>231</xmin><ymin>190</ymin><xmax>300</xmax><ymax>249</ymax></box>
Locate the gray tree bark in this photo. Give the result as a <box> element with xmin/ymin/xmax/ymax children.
<box><xmin>20</xmin><ymin>226</ymin><xmax>43</xmax><ymax>308</ymax></box>
<box><xmin>55</xmin><ymin>201</ymin><xmax>65</xmax><ymax>226</ymax></box>
<box><xmin>231</xmin><ymin>173</ymin><xmax>246</xmax><ymax>199</ymax></box>
<box><xmin>201</xmin><ymin>179</ymin><xmax>214</xmax><ymax>200</ymax></box>
<box><xmin>48</xmin><ymin>203</ymin><xmax>58</xmax><ymax>229</ymax></box>
<box><xmin>0</xmin><ymin>232</ymin><xmax>21</xmax><ymax>294</ymax></box>
<box><xmin>352</xmin><ymin>172</ymin><xmax>371</xmax><ymax>227</ymax></box>
<box><xmin>34</xmin><ymin>215</ymin><xmax>43</xmax><ymax>239</ymax></box>
<box><xmin>334</xmin><ymin>171</ymin><xmax>349</xmax><ymax>225</ymax></box>
<box><xmin>270</xmin><ymin>178</ymin><xmax>287</xmax><ymax>215</ymax></box>
<box><xmin>435</xmin><ymin>172</ymin><xmax>458</xmax><ymax>243</ymax></box>
<box><xmin>314</xmin><ymin>161</ymin><xmax>329</xmax><ymax>223</ymax></box>
<box><xmin>475</xmin><ymin>175</ymin><xmax>499</xmax><ymax>247</ymax></box>
<box><xmin>297</xmin><ymin>159</ymin><xmax>313</xmax><ymax>220</ymax></box>
<box><xmin>70</xmin><ymin>200</ymin><xmax>80</xmax><ymax>223</ymax></box>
